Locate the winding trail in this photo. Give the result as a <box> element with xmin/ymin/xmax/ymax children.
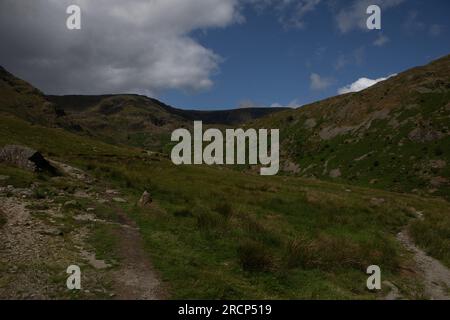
<box><xmin>397</xmin><ymin>230</ymin><xmax>450</xmax><ymax>300</ymax></box>
<box><xmin>58</xmin><ymin>161</ymin><xmax>167</xmax><ymax>299</ymax></box>
<box><xmin>0</xmin><ymin>160</ymin><xmax>167</xmax><ymax>300</ymax></box>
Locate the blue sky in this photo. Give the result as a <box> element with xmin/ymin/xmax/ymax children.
<box><xmin>0</xmin><ymin>0</ymin><xmax>449</xmax><ymax>110</ymax></box>
<box><xmin>160</xmin><ymin>0</ymin><xmax>450</xmax><ymax>110</ymax></box>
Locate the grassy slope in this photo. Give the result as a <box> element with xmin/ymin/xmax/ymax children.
<box><xmin>1</xmin><ymin>114</ymin><xmax>449</xmax><ymax>299</ymax></box>
<box><xmin>249</xmin><ymin>55</ymin><xmax>450</xmax><ymax>199</ymax></box>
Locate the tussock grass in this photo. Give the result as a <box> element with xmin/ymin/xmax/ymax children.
<box><xmin>237</xmin><ymin>239</ymin><xmax>274</xmax><ymax>272</ymax></box>
<box><xmin>173</xmin><ymin>208</ymin><xmax>193</xmax><ymax>218</ymax></box>
<box><xmin>194</xmin><ymin>206</ymin><xmax>225</xmax><ymax>231</ymax></box>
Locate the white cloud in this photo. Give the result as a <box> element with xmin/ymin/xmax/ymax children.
<box><xmin>0</xmin><ymin>0</ymin><xmax>242</xmax><ymax>95</ymax></box>
<box><xmin>310</xmin><ymin>73</ymin><xmax>334</xmax><ymax>91</ymax></box>
<box><xmin>268</xmin><ymin>99</ymin><xmax>300</xmax><ymax>108</ymax></box>
<box><xmin>338</xmin><ymin>74</ymin><xmax>396</xmax><ymax>94</ymax></box>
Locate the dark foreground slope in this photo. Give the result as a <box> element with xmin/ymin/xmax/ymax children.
<box><xmin>252</xmin><ymin>55</ymin><xmax>450</xmax><ymax>198</ymax></box>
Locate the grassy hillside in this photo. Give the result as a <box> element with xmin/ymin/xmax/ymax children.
<box><xmin>1</xmin><ymin>114</ymin><xmax>449</xmax><ymax>299</ymax></box>
<box><xmin>250</xmin><ymin>55</ymin><xmax>450</xmax><ymax>199</ymax></box>
<box><xmin>0</xmin><ymin>66</ymin><xmax>57</xmax><ymax>124</ymax></box>
<box><xmin>1</xmin><ymin>56</ymin><xmax>450</xmax><ymax>299</ymax></box>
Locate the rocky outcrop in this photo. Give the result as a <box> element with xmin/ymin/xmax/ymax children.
<box><xmin>0</xmin><ymin>145</ymin><xmax>57</xmax><ymax>174</ymax></box>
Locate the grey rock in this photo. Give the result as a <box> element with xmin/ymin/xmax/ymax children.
<box><xmin>0</xmin><ymin>145</ymin><xmax>58</xmax><ymax>174</ymax></box>
<box><xmin>138</xmin><ymin>191</ymin><xmax>152</xmax><ymax>208</ymax></box>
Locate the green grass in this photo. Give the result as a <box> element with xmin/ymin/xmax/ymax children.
<box><xmin>88</xmin><ymin>224</ymin><xmax>120</xmax><ymax>265</ymax></box>
<box><xmin>409</xmin><ymin>200</ymin><xmax>450</xmax><ymax>267</ymax></box>
<box><xmin>0</xmin><ymin>163</ymin><xmax>36</xmax><ymax>188</ymax></box>
<box><xmin>86</xmin><ymin>155</ymin><xmax>443</xmax><ymax>299</ymax></box>
<box><xmin>249</xmin><ymin>90</ymin><xmax>450</xmax><ymax>200</ymax></box>
<box><xmin>1</xmin><ymin>114</ymin><xmax>449</xmax><ymax>299</ymax></box>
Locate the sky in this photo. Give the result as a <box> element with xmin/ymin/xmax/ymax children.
<box><xmin>0</xmin><ymin>0</ymin><xmax>449</xmax><ymax>110</ymax></box>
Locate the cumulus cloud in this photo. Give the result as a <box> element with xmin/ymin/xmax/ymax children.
<box><xmin>338</xmin><ymin>74</ymin><xmax>396</xmax><ymax>94</ymax></box>
<box><xmin>0</xmin><ymin>0</ymin><xmax>242</xmax><ymax>95</ymax></box>
<box><xmin>310</xmin><ymin>73</ymin><xmax>334</xmax><ymax>91</ymax></box>
<box><xmin>335</xmin><ymin>0</ymin><xmax>405</xmax><ymax>33</ymax></box>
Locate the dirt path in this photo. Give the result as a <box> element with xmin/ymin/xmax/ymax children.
<box><xmin>112</xmin><ymin>209</ymin><xmax>166</xmax><ymax>300</ymax></box>
<box><xmin>397</xmin><ymin>230</ymin><xmax>450</xmax><ymax>300</ymax></box>
<box><xmin>52</xmin><ymin>160</ymin><xmax>166</xmax><ymax>299</ymax></box>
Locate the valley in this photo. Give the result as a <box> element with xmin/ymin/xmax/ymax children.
<box><xmin>0</xmin><ymin>55</ymin><xmax>449</xmax><ymax>300</ymax></box>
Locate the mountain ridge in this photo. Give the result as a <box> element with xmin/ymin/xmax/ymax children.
<box><xmin>0</xmin><ymin>65</ymin><xmax>287</xmax><ymax>149</ymax></box>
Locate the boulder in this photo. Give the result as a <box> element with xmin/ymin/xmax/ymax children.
<box><xmin>138</xmin><ymin>191</ymin><xmax>152</xmax><ymax>207</ymax></box>
<box><xmin>0</xmin><ymin>145</ymin><xmax>57</xmax><ymax>174</ymax></box>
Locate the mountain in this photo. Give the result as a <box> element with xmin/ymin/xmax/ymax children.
<box><xmin>46</xmin><ymin>94</ymin><xmax>286</xmax><ymax>150</ymax></box>
<box><xmin>2</xmin><ymin>55</ymin><xmax>449</xmax><ymax>196</ymax></box>
<box><xmin>46</xmin><ymin>94</ymin><xmax>190</xmax><ymax>150</ymax></box>
<box><xmin>0</xmin><ymin>66</ymin><xmax>63</xmax><ymax>124</ymax></box>
<box><xmin>251</xmin><ymin>54</ymin><xmax>450</xmax><ymax>198</ymax></box>
<box><xmin>0</xmin><ymin>66</ymin><xmax>286</xmax><ymax>150</ymax></box>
